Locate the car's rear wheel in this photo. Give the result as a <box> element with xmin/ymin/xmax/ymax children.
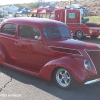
<box><xmin>75</xmin><ymin>30</ymin><xmax>84</xmax><ymax>39</ymax></box>
<box><xmin>53</xmin><ymin>68</ymin><xmax>74</xmax><ymax>89</ymax></box>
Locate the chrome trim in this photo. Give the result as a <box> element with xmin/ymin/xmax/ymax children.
<box><xmin>65</xmin><ymin>8</ymin><xmax>67</xmax><ymax>24</ymax></box>
<box><xmin>89</xmin><ymin>27</ymin><xmax>100</xmax><ymax>30</ymax></box>
<box><xmin>98</xmin><ymin>46</ymin><xmax>100</xmax><ymax>49</ymax></box>
<box><xmin>84</xmin><ymin>78</ymin><xmax>100</xmax><ymax>85</ymax></box>
<box><xmin>84</xmin><ymin>49</ymin><xmax>98</xmax><ymax>74</ymax></box>
<box><xmin>56</xmin><ymin>68</ymin><xmax>71</xmax><ymax>87</ymax></box>
<box><xmin>85</xmin><ymin>50</ymin><xmax>100</xmax><ymax>51</ymax></box>
<box><xmin>84</xmin><ymin>59</ymin><xmax>91</xmax><ymax>71</ymax></box>
<box><xmin>49</xmin><ymin>46</ymin><xmax>83</xmax><ymax>56</ymax></box>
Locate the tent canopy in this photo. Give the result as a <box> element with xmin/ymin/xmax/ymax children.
<box><xmin>31</xmin><ymin>9</ymin><xmax>42</xmax><ymax>14</ymax></box>
<box><xmin>39</xmin><ymin>9</ymin><xmax>52</xmax><ymax>14</ymax></box>
<box><xmin>17</xmin><ymin>7</ymin><xmax>30</xmax><ymax>14</ymax></box>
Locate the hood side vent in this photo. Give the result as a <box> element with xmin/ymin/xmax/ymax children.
<box><xmin>50</xmin><ymin>46</ymin><xmax>81</xmax><ymax>55</ymax></box>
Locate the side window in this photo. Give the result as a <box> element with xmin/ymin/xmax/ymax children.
<box><xmin>1</xmin><ymin>24</ymin><xmax>16</xmax><ymax>35</ymax></box>
<box><xmin>18</xmin><ymin>25</ymin><xmax>40</xmax><ymax>39</ymax></box>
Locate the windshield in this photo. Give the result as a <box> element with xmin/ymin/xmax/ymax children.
<box><xmin>43</xmin><ymin>26</ymin><xmax>71</xmax><ymax>39</ymax></box>
<box><xmin>50</xmin><ymin>13</ymin><xmax>55</xmax><ymax>19</ymax></box>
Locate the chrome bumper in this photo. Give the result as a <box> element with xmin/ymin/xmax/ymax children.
<box><xmin>84</xmin><ymin>78</ymin><xmax>100</xmax><ymax>85</ymax></box>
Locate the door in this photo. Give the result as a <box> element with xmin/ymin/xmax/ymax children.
<box><xmin>14</xmin><ymin>25</ymin><xmax>44</xmax><ymax>70</ymax></box>
<box><xmin>0</xmin><ymin>23</ymin><xmax>17</xmax><ymax>62</ymax></box>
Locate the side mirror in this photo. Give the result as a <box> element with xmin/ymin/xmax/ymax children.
<box><xmin>34</xmin><ymin>36</ymin><xmax>41</xmax><ymax>40</ymax></box>
<box><xmin>34</xmin><ymin>36</ymin><xmax>39</xmax><ymax>39</ymax></box>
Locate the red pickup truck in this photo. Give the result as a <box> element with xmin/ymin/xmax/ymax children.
<box><xmin>0</xmin><ymin>17</ymin><xmax>100</xmax><ymax>89</ymax></box>
<box><xmin>50</xmin><ymin>8</ymin><xmax>100</xmax><ymax>39</ymax></box>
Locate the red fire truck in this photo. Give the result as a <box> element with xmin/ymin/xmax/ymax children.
<box><xmin>50</xmin><ymin>8</ymin><xmax>100</xmax><ymax>39</ymax></box>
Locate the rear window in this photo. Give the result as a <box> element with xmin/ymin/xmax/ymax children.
<box><xmin>1</xmin><ymin>23</ymin><xmax>16</xmax><ymax>35</ymax></box>
<box><xmin>68</xmin><ymin>13</ymin><xmax>75</xmax><ymax>18</ymax></box>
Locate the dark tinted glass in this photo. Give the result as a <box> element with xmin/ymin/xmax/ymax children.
<box><xmin>18</xmin><ymin>25</ymin><xmax>40</xmax><ymax>39</ymax></box>
<box><xmin>1</xmin><ymin>24</ymin><xmax>16</xmax><ymax>35</ymax></box>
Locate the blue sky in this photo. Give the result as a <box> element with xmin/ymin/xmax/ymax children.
<box><xmin>0</xmin><ymin>0</ymin><xmax>66</xmax><ymax>5</ymax></box>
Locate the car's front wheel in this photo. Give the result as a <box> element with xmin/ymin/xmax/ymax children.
<box><xmin>53</xmin><ymin>68</ymin><xmax>74</xmax><ymax>89</ymax></box>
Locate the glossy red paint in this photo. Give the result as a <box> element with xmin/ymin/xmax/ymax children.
<box><xmin>0</xmin><ymin>17</ymin><xmax>100</xmax><ymax>85</ymax></box>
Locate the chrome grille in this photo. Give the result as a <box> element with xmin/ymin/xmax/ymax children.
<box><xmin>86</xmin><ymin>50</ymin><xmax>100</xmax><ymax>77</ymax></box>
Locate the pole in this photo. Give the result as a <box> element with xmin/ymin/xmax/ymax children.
<box><xmin>65</xmin><ymin>7</ymin><xmax>67</xmax><ymax>24</ymax></box>
<box><xmin>68</xmin><ymin>0</ymin><xmax>71</xmax><ymax>8</ymax></box>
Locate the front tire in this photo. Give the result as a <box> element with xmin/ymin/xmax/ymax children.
<box><xmin>53</xmin><ymin>68</ymin><xmax>74</xmax><ymax>89</ymax></box>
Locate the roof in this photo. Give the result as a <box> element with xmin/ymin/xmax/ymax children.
<box><xmin>3</xmin><ymin>17</ymin><xmax>65</xmax><ymax>27</ymax></box>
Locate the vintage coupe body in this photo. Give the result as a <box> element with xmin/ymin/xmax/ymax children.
<box><xmin>0</xmin><ymin>17</ymin><xmax>100</xmax><ymax>89</ymax></box>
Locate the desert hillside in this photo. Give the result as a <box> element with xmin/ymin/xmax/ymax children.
<box><xmin>55</xmin><ymin>0</ymin><xmax>100</xmax><ymax>16</ymax></box>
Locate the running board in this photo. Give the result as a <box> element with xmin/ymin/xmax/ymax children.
<box><xmin>84</xmin><ymin>78</ymin><xmax>100</xmax><ymax>85</ymax></box>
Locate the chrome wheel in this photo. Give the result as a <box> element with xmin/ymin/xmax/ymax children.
<box><xmin>75</xmin><ymin>30</ymin><xmax>83</xmax><ymax>39</ymax></box>
<box><xmin>56</xmin><ymin>68</ymin><xmax>71</xmax><ymax>88</ymax></box>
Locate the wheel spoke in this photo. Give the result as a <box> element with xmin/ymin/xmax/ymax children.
<box><xmin>59</xmin><ymin>71</ymin><xmax>63</xmax><ymax>75</ymax></box>
<box><xmin>64</xmin><ymin>70</ymin><xmax>67</xmax><ymax>74</ymax></box>
<box><xmin>67</xmin><ymin>76</ymin><xmax>70</xmax><ymax>80</ymax></box>
<box><xmin>58</xmin><ymin>78</ymin><xmax>63</xmax><ymax>83</ymax></box>
<box><xmin>63</xmin><ymin>79</ymin><xmax>68</xmax><ymax>85</ymax></box>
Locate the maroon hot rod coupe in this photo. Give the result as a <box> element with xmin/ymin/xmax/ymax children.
<box><xmin>0</xmin><ymin>17</ymin><xmax>100</xmax><ymax>89</ymax></box>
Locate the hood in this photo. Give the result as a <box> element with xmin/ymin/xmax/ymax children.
<box><xmin>47</xmin><ymin>39</ymin><xmax>99</xmax><ymax>50</ymax></box>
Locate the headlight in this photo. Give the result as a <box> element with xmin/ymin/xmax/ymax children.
<box><xmin>84</xmin><ymin>60</ymin><xmax>91</xmax><ymax>71</ymax></box>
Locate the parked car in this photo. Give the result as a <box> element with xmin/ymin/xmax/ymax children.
<box><xmin>0</xmin><ymin>14</ymin><xmax>5</xmax><ymax>22</ymax></box>
<box><xmin>0</xmin><ymin>14</ymin><xmax>14</xmax><ymax>22</ymax></box>
<box><xmin>0</xmin><ymin>17</ymin><xmax>100</xmax><ymax>89</ymax></box>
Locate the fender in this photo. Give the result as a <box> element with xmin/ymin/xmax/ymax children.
<box><xmin>67</xmin><ymin>24</ymin><xmax>89</xmax><ymax>36</ymax></box>
<box><xmin>0</xmin><ymin>43</ymin><xmax>6</xmax><ymax>63</ymax></box>
<box><xmin>39</xmin><ymin>56</ymin><xmax>88</xmax><ymax>83</ymax></box>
